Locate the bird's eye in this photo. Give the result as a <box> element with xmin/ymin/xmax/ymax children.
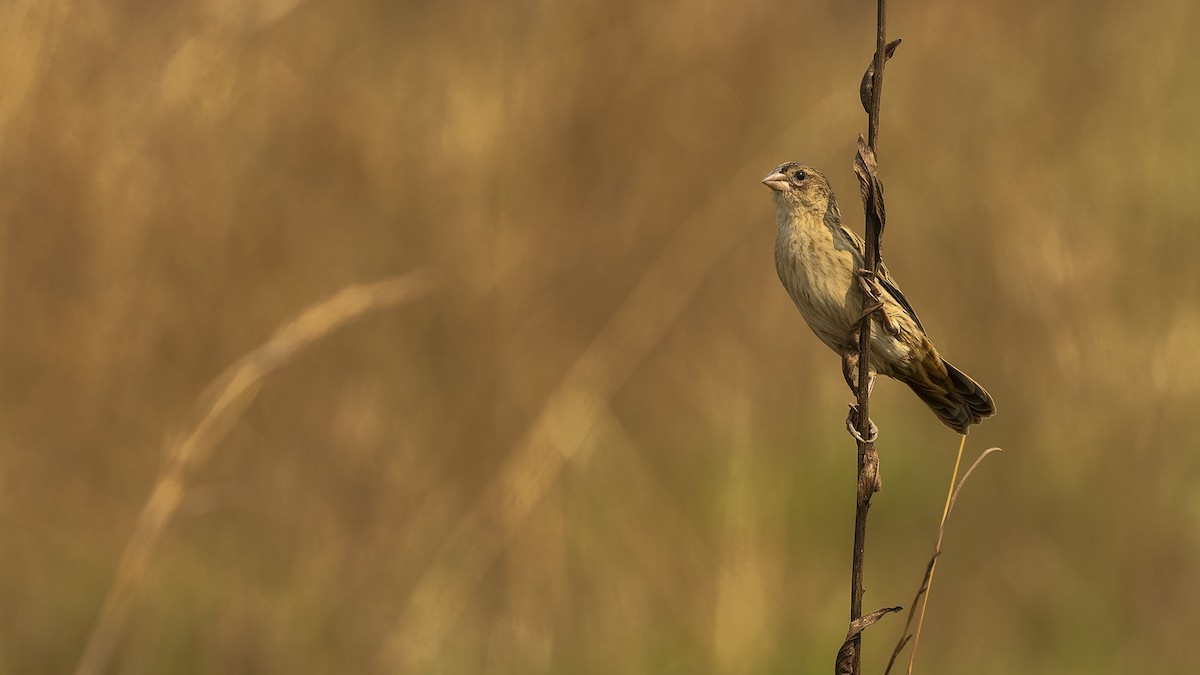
<box><xmin>792</xmin><ymin>170</ymin><xmax>806</xmax><ymax>181</ymax></box>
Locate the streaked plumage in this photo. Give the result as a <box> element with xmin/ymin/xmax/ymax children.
<box><xmin>764</xmin><ymin>162</ymin><xmax>994</xmax><ymax>434</ymax></box>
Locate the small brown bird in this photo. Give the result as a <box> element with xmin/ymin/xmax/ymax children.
<box><xmin>764</xmin><ymin>162</ymin><xmax>995</xmax><ymax>434</ymax></box>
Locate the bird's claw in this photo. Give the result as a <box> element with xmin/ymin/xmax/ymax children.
<box><xmin>855</xmin><ymin>269</ymin><xmax>901</xmax><ymax>337</ymax></box>
<box><xmin>857</xmin><ymin>300</ymin><xmax>884</xmax><ymax>323</ymax></box>
<box><xmin>879</xmin><ymin>311</ymin><xmax>901</xmax><ymax>337</ymax></box>
<box><xmin>857</xmin><ymin>268</ymin><xmax>882</xmax><ymax>301</ymax></box>
<box><xmin>846</xmin><ymin>404</ymin><xmax>879</xmax><ymax>444</ymax></box>
<box><xmin>856</xmin><ymin>301</ymin><xmax>903</xmax><ymax>338</ymax></box>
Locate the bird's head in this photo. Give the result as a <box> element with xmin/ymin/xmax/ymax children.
<box><xmin>761</xmin><ymin>162</ymin><xmax>832</xmax><ymax>214</ymax></box>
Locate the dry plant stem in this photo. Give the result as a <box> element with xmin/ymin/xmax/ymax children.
<box><xmin>848</xmin><ymin>0</ymin><xmax>889</xmax><ymax>673</ymax></box>
<box><xmin>906</xmin><ymin>434</ymin><xmax>965</xmax><ymax>673</ymax></box>
<box><xmin>73</xmin><ymin>272</ymin><xmax>437</xmax><ymax>675</ymax></box>
<box><xmin>884</xmin><ymin>445</ymin><xmax>1003</xmax><ymax>675</ymax></box>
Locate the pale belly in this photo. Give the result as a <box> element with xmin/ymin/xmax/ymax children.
<box><xmin>776</xmin><ymin>245</ymin><xmax>917</xmax><ymax>378</ymax></box>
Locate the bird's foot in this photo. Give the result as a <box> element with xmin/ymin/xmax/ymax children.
<box><xmin>841</xmin><ymin>343</ymin><xmax>879</xmax><ymax>396</ymax></box>
<box><xmin>855</xmin><ymin>300</ymin><xmax>902</xmax><ymax>338</ymax></box>
<box><xmin>856</xmin><ymin>300</ymin><xmax>884</xmax><ymax>323</ymax></box>
<box><xmin>846</xmin><ymin>404</ymin><xmax>879</xmax><ymax>444</ymax></box>
<box><xmin>855</xmin><ymin>269</ymin><xmax>901</xmax><ymax>337</ymax></box>
<box><xmin>879</xmin><ymin>310</ymin><xmax>901</xmax><ymax>337</ymax></box>
<box><xmin>857</xmin><ymin>268</ymin><xmax>883</xmax><ymax>300</ymax></box>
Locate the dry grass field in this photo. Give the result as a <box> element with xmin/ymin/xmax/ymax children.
<box><xmin>2</xmin><ymin>1</ymin><xmax>1199</xmax><ymax>673</ymax></box>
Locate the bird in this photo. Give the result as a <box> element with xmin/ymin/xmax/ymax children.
<box><xmin>763</xmin><ymin>161</ymin><xmax>995</xmax><ymax>434</ymax></box>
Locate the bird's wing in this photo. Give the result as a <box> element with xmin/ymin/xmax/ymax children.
<box><xmin>838</xmin><ymin>223</ymin><xmax>926</xmax><ymax>334</ymax></box>
<box><xmin>877</xmin><ymin>266</ymin><xmax>925</xmax><ymax>333</ymax></box>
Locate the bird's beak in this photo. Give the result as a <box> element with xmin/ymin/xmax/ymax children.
<box><xmin>761</xmin><ymin>172</ymin><xmax>789</xmax><ymax>192</ymax></box>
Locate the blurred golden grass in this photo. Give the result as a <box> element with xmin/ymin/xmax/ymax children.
<box><xmin>0</xmin><ymin>0</ymin><xmax>1199</xmax><ymax>673</ymax></box>
<box><xmin>76</xmin><ymin>272</ymin><xmax>435</xmax><ymax>675</ymax></box>
<box><xmin>378</xmin><ymin>155</ymin><xmax>775</xmax><ymax>669</ymax></box>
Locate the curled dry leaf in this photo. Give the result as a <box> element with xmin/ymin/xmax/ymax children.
<box><xmin>836</xmin><ymin>606</ymin><xmax>904</xmax><ymax>675</ymax></box>
<box><xmin>853</xmin><ymin>136</ymin><xmax>887</xmax><ymax>268</ymax></box>
<box><xmin>860</xmin><ymin>38</ymin><xmax>902</xmax><ymax>113</ymax></box>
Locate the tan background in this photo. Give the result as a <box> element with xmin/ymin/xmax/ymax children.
<box><xmin>2</xmin><ymin>0</ymin><xmax>1198</xmax><ymax>673</ymax></box>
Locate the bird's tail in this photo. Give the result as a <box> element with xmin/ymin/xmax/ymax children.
<box><xmin>905</xmin><ymin>359</ymin><xmax>996</xmax><ymax>435</ymax></box>
<box><xmin>944</xmin><ymin>361</ymin><xmax>996</xmax><ymax>424</ymax></box>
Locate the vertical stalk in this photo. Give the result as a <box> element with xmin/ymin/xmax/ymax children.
<box><xmin>848</xmin><ymin>1</ymin><xmax>889</xmax><ymax>673</ymax></box>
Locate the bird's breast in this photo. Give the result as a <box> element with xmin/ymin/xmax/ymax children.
<box><xmin>775</xmin><ymin>217</ymin><xmax>861</xmax><ymax>351</ymax></box>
